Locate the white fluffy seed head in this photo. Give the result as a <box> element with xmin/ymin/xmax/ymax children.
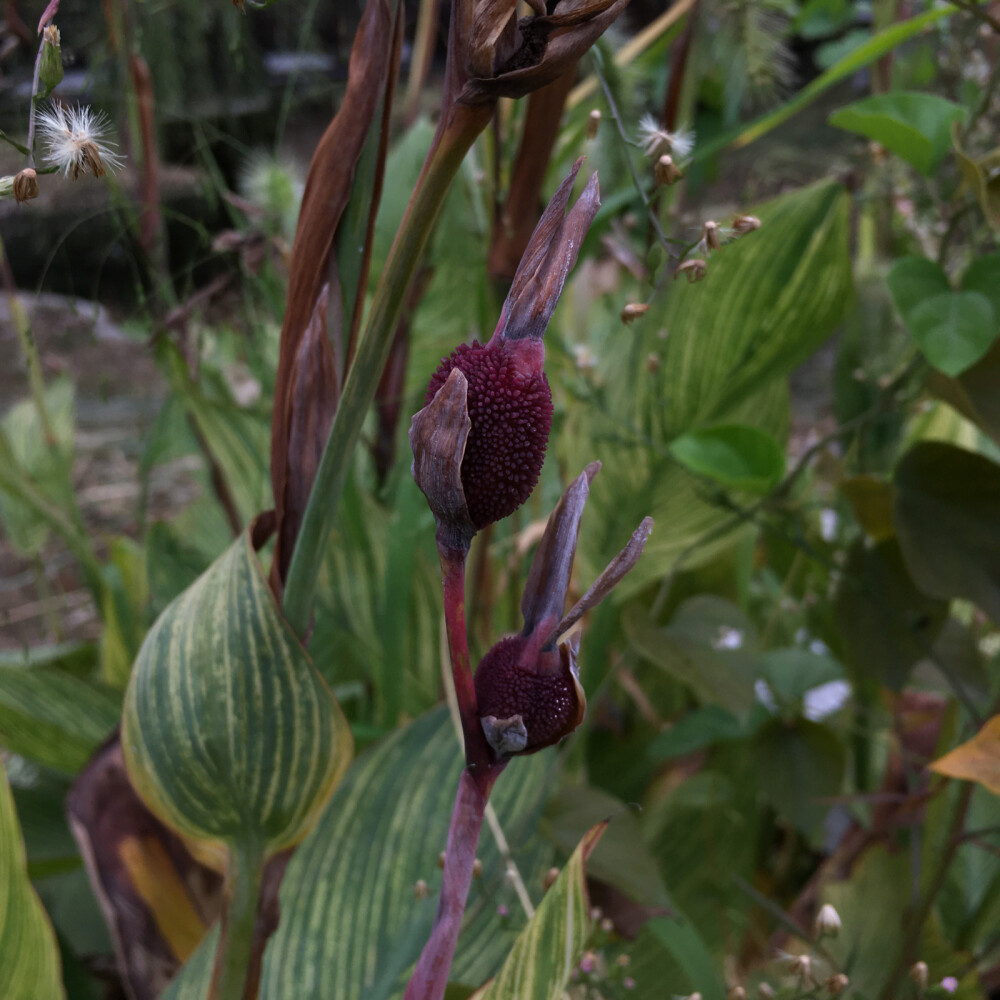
<box><xmin>36</xmin><ymin>104</ymin><xmax>124</xmax><ymax>179</ymax></box>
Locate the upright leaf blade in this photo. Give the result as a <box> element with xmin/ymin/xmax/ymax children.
<box><xmin>475</xmin><ymin>823</ymin><xmax>606</xmax><ymax>1000</ymax></box>
<box><xmin>0</xmin><ymin>760</ymin><xmax>65</xmax><ymax>1000</ymax></box>
<box><xmin>122</xmin><ymin>530</ymin><xmax>352</xmax><ymax>858</ymax></box>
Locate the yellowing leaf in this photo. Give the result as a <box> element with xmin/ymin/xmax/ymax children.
<box><xmin>931</xmin><ymin>715</ymin><xmax>1000</xmax><ymax>795</ymax></box>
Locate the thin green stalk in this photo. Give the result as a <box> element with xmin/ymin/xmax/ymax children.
<box><xmin>281</xmin><ymin>102</ymin><xmax>492</xmax><ymax>637</ymax></box>
<box><xmin>210</xmin><ymin>836</ymin><xmax>266</xmax><ymax>1000</ymax></box>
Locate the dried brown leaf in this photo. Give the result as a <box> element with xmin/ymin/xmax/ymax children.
<box><xmin>930</xmin><ymin>715</ymin><xmax>1000</xmax><ymax>795</ymax></box>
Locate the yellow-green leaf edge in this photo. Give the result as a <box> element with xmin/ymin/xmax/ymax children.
<box><xmin>475</xmin><ymin>821</ymin><xmax>607</xmax><ymax>1000</ymax></box>
<box><xmin>0</xmin><ymin>760</ymin><xmax>65</xmax><ymax>1000</ymax></box>
<box><xmin>122</xmin><ymin>529</ymin><xmax>352</xmax><ymax>859</ymax></box>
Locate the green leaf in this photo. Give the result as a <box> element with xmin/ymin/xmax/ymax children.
<box><xmin>165</xmin><ymin>709</ymin><xmax>555</xmax><ymax>1000</ymax></box>
<box><xmin>908</xmin><ymin>291</ymin><xmax>997</xmax><ymax>376</ymax></box>
<box><xmin>656</xmin><ymin>182</ymin><xmax>851</xmax><ymax>435</ymax></box>
<box><xmin>669</xmin><ymin>425</ymin><xmax>785</xmax><ymax>494</ymax></box>
<box><xmin>643</xmin><ymin>916</ymin><xmax>727</xmax><ymax>1000</ymax></box>
<box><xmin>0</xmin><ymin>666</ymin><xmax>119</xmax><ymax>774</ymax></box>
<box><xmin>0</xmin><ymin>377</ymin><xmax>75</xmax><ymax>556</ymax></box>
<box><xmin>647</xmin><ymin>706</ymin><xmax>746</xmax><ymax>760</ymax></box>
<box><xmin>122</xmin><ymin>529</ymin><xmax>352</xmax><ymax>858</ymax></box>
<box><xmin>759</xmin><ymin>648</ymin><xmax>845</xmax><ymax>703</ymax></box>
<box><xmin>953</xmin><ymin>128</ymin><xmax>1000</xmax><ymax>232</ymax></box>
<box><xmin>895</xmin><ymin>441</ymin><xmax>1000</xmax><ymax>622</ymax></box>
<box><xmin>833</xmin><ymin>537</ymin><xmax>947</xmax><ymax>690</ymax></box>
<box><xmin>887</xmin><ymin>255</ymin><xmax>950</xmax><ymax>325</ymax></box>
<box><xmin>0</xmin><ymin>760</ymin><xmax>65</xmax><ymax>1000</ymax></box>
<box><xmin>829</xmin><ymin>91</ymin><xmax>965</xmax><ymax>174</ymax></box>
<box><xmin>962</xmin><ymin>252</ymin><xmax>1000</xmax><ymax>320</ymax></box>
<box><xmin>624</xmin><ymin>598</ymin><xmax>757</xmax><ymax>716</ymax></box>
<box><xmin>475</xmin><ymin>823</ymin><xmax>606</xmax><ymax>1000</ymax></box>
<box><xmin>753</xmin><ymin>718</ymin><xmax>845</xmax><ymax>833</ymax></box>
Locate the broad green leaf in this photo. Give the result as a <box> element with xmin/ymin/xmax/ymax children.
<box><xmin>962</xmin><ymin>253</ymin><xmax>1000</xmax><ymax>319</ymax></box>
<box><xmin>887</xmin><ymin>255</ymin><xmax>950</xmax><ymax>325</ymax></box>
<box><xmin>833</xmin><ymin>537</ymin><xmax>947</xmax><ymax>690</ymax></box>
<box><xmin>931</xmin><ymin>715</ymin><xmax>1000</xmax><ymax>795</ymax></box>
<box><xmin>0</xmin><ymin>377</ymin><xmax>75</xmax><ymax>556</ymax></box>
<box><xmin>0</xmin><ymin>666</ymin><xmax>119</xmax><ymax>774</ymax></box>
<box><xmin>122</xmin><ymin>529</ymin><xmax>352</xmax><ymax>858</ymax></box>
<box><xmin>475</xmin><ymin>822</ymin><xmax>606</xmax><ymax>1000</ymax></box>
<box><xmin>829</xmin><ymin>91</ymin><xmax>965</xmax><ymax>174</ymax></box>
<box><xmin>647</xmin><ymin>706</ymin><xmax>746</xmax><ymax>760</ymax></box>
<box><xmin>894</xmin><ymin>441</ymin><xmax>1000</xmax><ymax>621</ymax></box>
<box><xmin>233</xmin><ymin>708</ymin><xmax>551</xmax><ymax>1000</ymax></box>
<box><xmin>669</xmin><ymin>425</ymin><xmax>785</xmax><ymax>494</ymax></box>
<box><xmin>642</xmin><ymin>916</ymin><xmax>727</xmax><ymax>1000</ymax></box>
<box><xmin>840</xmin><ymin>474</ymin><xmax>896</xmax><ymax>540</ymax></box>
<box><xmin>908</xmin><ymin>291</ymin><xmax>997</xmax><ymax>376</ymax></box>
<box><xmin>0</xmin><ymin>760</ymin><xmax>65</xmax><ymax>1000</ymax></box>
<box><xmin>928</xmin><ymin>337</ymin><xmax>1000</xmax><ymax>448</ymax></box>
<box><xmin>624</xmin><ymin>599</ymin><xmax>757</xmax><ymax>716</ymax></box>
<box><xmin>542</xmin><ymin>785</ymin><xmax>670</xmax><ymax>910</ymax></box>
<box><xmin>656</xmin><ymin>182</ymin><xmax>851</xmax><ymax>435</ymax></box>
<box><xmin>753</xmin><ymin>718</ymin><xmax>845</xmax><ymax>833</ymax></box>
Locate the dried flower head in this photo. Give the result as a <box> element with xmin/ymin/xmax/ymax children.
<box><xmin>621</xmin><ymin>302</ymin><xmax>650</xmax><ymax>323</ymax></box>
<box><xmin>637</xmin><ymin>114</ymin><xmax>695</xmax><ymax>160</ymax></box>
<box><xmin>732</xmin><ymin>214</ymin><xmax>762</xmax><ymax>236</ymax></box>
<box><xmin>586</xmin><ymin>109</ymin><xmax>602</xmax><ymax>139</ymax></box>
<box><xmin>789</xmin><ymin>955</ymin><xmax>812</xmax><ymax>980</ymax></box>
<box><xmin>675</xmin><ymin>258</ymin><xmax>708</xmax><ymax>283</ymax></box>
<box><xmin>728</xmin><ymin>988</ymin><xmax>747</xmax><ymax>1000</ymax></box>
<box><xmin>413</xmin><ymin>879</ymin><xmax>430</xmax><ymax>900</ymax></box>
<box><xmin>826</xmin><ymin>974</ymin><xmax>849</xmax><ymax>996</ymax></box>
<box><xmin>758</xmin><ymin>984</ymin><xmax>775</xmax><ymax>1000</ymax></box>
<box><xmin>655</xmin><ymin>154</ymin><xmax>683</xmax><ymax>187</ymax></box>
<box><xmin>13</xmin><ymin>168</ymin><xmax>39</xmax><ymax>204</ymax></box>
<box><xmin>36</xmin><ymin>104</ymin><xmax>124</xmax><ymax>179</ymax></box>
<box><xmin>699</xmin><ymin>220</ymin><xmax>723</xmax><ymax>254</ymax></box>
<box><xmin>543</xmin><ymin>867</ymin><xmax>560</xmax><ymax>890</ymax></box>
<box><xmin>815</xmin><ymin>903</ymin><xmax>842</xmax><ymax>938</ymax></box>
<box><xmin>910</xmin><ymin>962</ymin><xmax>928</xmax><ymax>989</ymax></box>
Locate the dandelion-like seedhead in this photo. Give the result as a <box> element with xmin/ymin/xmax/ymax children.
<box><xmin>36</xmin><ymin>104</ymin><xmax>124</xmax><ymax>180</ymax></box>
<box><xmin>637</xmin><ymin>113</ymin><xmax>695</xmax><ymax>160</ymax></box>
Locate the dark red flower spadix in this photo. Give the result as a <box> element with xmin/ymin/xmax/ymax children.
<box><xmin>411</xmin><ymin>160</ymin><xmax>600</xmax><ymax>550</ymax></box>
<box><xmin>474</xmin><ymin>463</ymin><xmax>653</xmax><ymax>755</ymax></box>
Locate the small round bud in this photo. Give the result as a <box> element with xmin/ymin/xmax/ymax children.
<box><xmin>655</xmin><ymin>154</ymin><xmax>683</xmax><ymax>186</ymax></box>
<box><xmin>586</xmin><ymin>109</ymin><xmax>602</xmax><ymax>139</ymax></box>
<box><xmin>728</xmin><ymin>987</ymin><xmax>747</xmax><ymax>1000</ymax></box>
<box><xmin>590</xmin><ymin>906</ymin><xmax>603</xmax><ymax>921</ymax></box>
<box><xmin>543</xmin><ymin>867</ymin><xmax>560</xmax><ymax>890</ymax></box>
<box><xmin>646</xmin><ymin>353</ymin><xmax>661</xmax><ymax>373</ymax></box>
<box><xmin>621</xmin><ymin>302</ymin><xmax>650</xmax><ymax>323</ymax></box>
<box><xmin>688</xmin><ymin>993</ymin><xmax>703</xmax><ymax>1000</ymax></box>
<box><xmin>437</xmin><ymin>851</ymin><xmax>446</xmax><ymax>869</ymax></box>
<box><xmin>601</xmin><ymin>917</ymin><xmax>614</xmax><ymax>932</ymax></box>
<box><xmin>815</xmin><ymin>903</ymin><xmax>842</xmax><ymax>938</ymax></box>
<box><xmin>497</xmin><ymin>903</ymin><xmax>509</xmax><ymax>917</ymax></box>
<box><xmin>624</xmin><ymin>978</ymin><xmax>636</xmax><ymax>990</ymax></box>
<box><xmin>758</xmin><ymin>983</ymin><xmax>775</xmax><ymax>999</ymax></box>
<box><xmin>674</xmin><ymin>258</ymin><xmax>707</xmax><ymax>283</ymax></box>
<box><xmin>13</xmin><ymin>169</ymin><xmax>39</xmax><ymax>204</ymax></box>
<box><xmin>580</xmin><ymin>950</ymin><xmax>597</xmax><ymax>974</ymax></box>
<box><xmin>909</xmin><ymin>962</ymin><xmax>928</xmax><ymax>989</ymax></box>
<box><xmin>472</xmin><ymin>858</ymin><xmax>483</xmax><ymax>878</ymax></box>
<box><xmin>413</xmin><ymin>879</ymin><xmax>429</xmax><ymax>900</ymax></box>
<box><xmin>617</xmin><ymin>954</ymin><xmax>631</xmax><ymax>968</ymax></box>
<box><xmin>39</xmin><ymin>24</ymin><xmax>64</xmax><ymax>97</ymax></box>
<box><xmin>826</xmin><ymin>973</ymin><xmax>849</xmax><ymax>996</ymax></box>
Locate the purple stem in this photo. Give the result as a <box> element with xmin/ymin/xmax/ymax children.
<box><xmin>403</xmin><ymin>768</ymin><xmax>491</xmax><ymax>1000</ymax></box>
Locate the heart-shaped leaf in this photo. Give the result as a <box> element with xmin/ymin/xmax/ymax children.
<box><xmin>887</xmin><ymin>256</ymin><xmax>950</xmax><ymax>325</ymax></box>
<box><xmin>122</xmin><ymin>529</ymin><xmax>352</xmax><ymax>859</ymax></box>
<box><xmin>907</xmin><ymin>291</ymin><xmax>996</xmax><ymax>376</ymax></box>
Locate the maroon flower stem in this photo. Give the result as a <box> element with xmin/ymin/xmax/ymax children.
<box><xmin>438</xmin><ymin>545</ymin><xmax>502</xmax><ymax>783</ymax></box>
<box><xmin>403</xmin><ymin>768</ymin><xmax>498</xmax><ymax>1000</ymax></box>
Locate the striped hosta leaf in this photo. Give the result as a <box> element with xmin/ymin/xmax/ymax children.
<box><xmin>0</xmin><ymin>759</ymin><xmax>65</xmax><ymax>1000</ymax></box>
<box><xmin>0</xmin><ymin>666</ymin><xmax>120</xmax><ymax>774</ymax></box>
<box><xmin>122</xmin><ymin>529</ymin><xmax>352</xmax><ymax>858</ymax></box>
<box><xmin>162</xmin><ymin>707</ymin><xmax>555</xmax><ymax>1000</ymax></box>
<box><xmin>475</xmin><ymin>822</ymin><xmax>607</xmax><ymax>1000</ymax></box>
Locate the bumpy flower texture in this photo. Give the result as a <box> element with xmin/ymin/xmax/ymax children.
<box><xmin>475</xmin><ymin>463</ymin><xmax>653</xmax><ymax>755</ymax></box>
<box><xmin>413</xmin><ymin>159</ymin><xmax>599</xmax><ymax>546</ymax></box>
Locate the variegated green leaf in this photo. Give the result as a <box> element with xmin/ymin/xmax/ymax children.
<box><xmin>122</xmin><ymin>529</ymin><xmax>352</xmax><ymax>858</ymax></box>
<box><xmin>475</xmin><ymin>822</ymin><xmax>607</xmax><ymax>1000</ymax></box>
<box><xmin>0</xmin><ymin>666</ymin><xmax>120</xmax><ymax>774</ymax></box>
<box><xmin>0</xmin><ymin>759</ymin><xmax>65</xmax><ymax>1000</ymax></box>
<box><xmin>162</xmin><ymin>708</ymin><xmax>555</xmax><ymax>1000</ymax></box>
